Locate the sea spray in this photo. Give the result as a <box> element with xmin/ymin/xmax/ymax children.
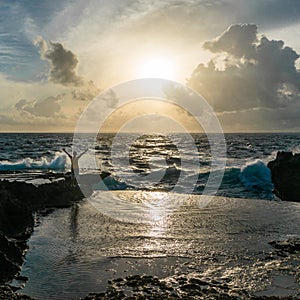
<box><xmin>0</xmin><ymin>152</ymin><xmax>69</xmax><ymax>171</ymax></box>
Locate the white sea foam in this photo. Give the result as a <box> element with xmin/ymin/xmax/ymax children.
<box><xmin>0</xmin><ymin>152</ymin><xmax>69</xmax><ymax>171</ymax></box>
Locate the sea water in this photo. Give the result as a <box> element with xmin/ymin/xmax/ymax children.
<box><xmin>2</xmin><ymin>132</ymin><xmax>300</xmax><ymax>299</ymax></box>
<box><xmin>1</xmin><ymin>132</ymin><xmax>300</xmax><ymax>199</ymax></box>
<box><xmin>16</xmin><ymin>192</ymin><xmax>300</xmax><ymax>299</ymax></box>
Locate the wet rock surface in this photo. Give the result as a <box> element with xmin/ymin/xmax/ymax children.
<box><xmin>81</xmin><ymin>274</ymin><xmax>299</xmax><ymax>300</ymax></box>
<box><xmin>1</xmin><ymin>275</ymin><xmax>299</xmax><ymax>300</ymax></box>
<box><xmin>269</xmin><ymin>238</ymin><xmax>300</xmax><ymax>256</ymax></box>
<box><xmin>0</xmin><ymin>285</ymin><xmax>33</xmax><ymax>299</ymax></box>
<box><xmin>267</xmin><ymin>152</ymin><xmax>300</xmax><ymax>202</ymax></box>
<box><xmin>0</xmin><ymin>174</ymin><xmax>84</xmax><ymax>284</ymax></box>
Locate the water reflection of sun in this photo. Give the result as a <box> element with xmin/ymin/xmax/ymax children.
<box><xmin>142</xmin><ymin>192</ymin><xmax>170</xmax><ymax>251</ymax></box>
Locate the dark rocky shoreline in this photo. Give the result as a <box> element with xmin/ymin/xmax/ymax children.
<box><xmin>267</xmin><ymin>151</ymin><xmax>300</xmax><ymax>202</ymax></box>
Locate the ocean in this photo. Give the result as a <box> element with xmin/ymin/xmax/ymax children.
<box><xmin>2</xmin><ymin>132</ymin><xmax>300</xmax><ymax>299</ymax></box>
<box><xmin>1</xmin><ymin>132</ymin><xmax>300</xmax><ymax>199</ymax></box>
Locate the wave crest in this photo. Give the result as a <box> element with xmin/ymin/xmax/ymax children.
<box><xmin>239</xmin><ymin>160</ymin><xmax>273</xmax><ymax>191</ymax></box>
<box><xmin>0</xmin><ymin>152</ymin><xmax>68</xmax><ymax>171</ymax></box>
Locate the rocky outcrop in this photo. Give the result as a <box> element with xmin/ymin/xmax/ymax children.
<box><xmin>0</xmin><ymin>285</ymin><xmax>33</xmax><ymax>299</ymax></box>
<box><xmin>0</xmin><ymin>176</ymin><xmax>84</xmax><ymax>283</ymax></box>
<box><xmin>82</xmin><ymin>274</ymin><xmax>300</xmax><ymax>300</ymax></box>
<box><xmin>0</xmin><ymin>233</ymin><xmax>26</xmax><ymax>282</ymax></box>
<box><xmin>267</xmin><ymin>151</ymin><xmax>300</xmax><ymax>202</ymax></box>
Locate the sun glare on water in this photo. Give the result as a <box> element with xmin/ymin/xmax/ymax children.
<box><xmin>137</xmin><ymin>57</ymin><xmax>176</xmax><ymax>79</ymax></box>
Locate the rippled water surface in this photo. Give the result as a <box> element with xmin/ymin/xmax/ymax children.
<box><xmin>18</xmin><ymin>192</ymin><xmax>300</xmax><ymax>299</ymax></box>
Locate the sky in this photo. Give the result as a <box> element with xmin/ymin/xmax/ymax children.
<box><xmin>1</xmin><ymin>0</ymin><xmax>300</xmax><ymax>132</ymax></box>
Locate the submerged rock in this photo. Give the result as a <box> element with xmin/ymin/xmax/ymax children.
<box><xmin>267</xmin><ymin>151</ymin><xmax>300</xmax><ymax>202</ymax></box>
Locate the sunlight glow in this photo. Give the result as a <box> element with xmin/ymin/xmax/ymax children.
<box><xmin>137</xmin><ymin>57</ymin><xmax>176</xmax><ymax>79</ymax></box>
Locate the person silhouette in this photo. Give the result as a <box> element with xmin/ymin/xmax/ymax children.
<box><xmin>63</xmin><ymin>148</ymin><xmax>88</xmax><ymax>177</ymax></box>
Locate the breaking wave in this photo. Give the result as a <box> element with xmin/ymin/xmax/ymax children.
<box><xmin>0</xmin><ymin>153</ymin><xmax>68</xmax><ymax>171</ymax></box>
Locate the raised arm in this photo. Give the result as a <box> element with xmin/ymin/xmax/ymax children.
<box><xmin>63</xmin><ymin>148</ymin><xmax>72</xmax><ymax>159</ymax></box>
<box><xmin>78</xmin><ymin>148</ymin><xmax>89</xmax><ymax>159</ymax></box>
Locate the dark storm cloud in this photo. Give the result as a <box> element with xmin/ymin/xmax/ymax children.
<box><xmin>188</xmin><ymin>24</ymin><xmax>300</xmax><ymax>113</ymax></box>
<box><xmin>15</xmin><ymin>95</ymin><xmax>61</xmax><ymax>118</ymax></box>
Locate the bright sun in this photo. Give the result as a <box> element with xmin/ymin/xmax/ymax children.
<box><xmin>137</xmin><ymin>57</ymin><xmax>175</xmax><ymax>79</ymax></box>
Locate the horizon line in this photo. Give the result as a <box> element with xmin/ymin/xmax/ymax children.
<box><xmin>0</xmin><ymin>131</ymin><xmax>300</xmax><ymax>134</ymax></box>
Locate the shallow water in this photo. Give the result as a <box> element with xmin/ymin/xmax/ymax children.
<box><xmin>18</xmin><ymin>191</ymin><xmax>300</xmax><ymax>299</ymax></box>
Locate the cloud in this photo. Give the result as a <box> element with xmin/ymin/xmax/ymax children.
<box><xmin>188</xmin><ymin>24</ymin><xmax>300</xmax><ymax>113</ymax></box>
<box><xmin>34</xmin><ymin>36</ymin><xmax>83</xmax><ymax>86</ymax></box>
<box><xmin>71</xmin><ymin>80</ymin><xmax>100</xmax><ymax>101</ymax></box>
<box><xmin>101</xmin><ymin>89</ymin><xmax>119</xmax><ymax>108</ymax></box>
<box><xmin>75</xmin><ymin>88</ymin><xmax>121</xmax><ymax>132</ymax></box>
<box><xmin>241</xmin><ymin>0</ymin><xmax>300</xmax><ymax>30</ymax></box>
<box><xmin>203</xmin><ymin>24</ymin><xmax>258</xmax><ymax>59</ymax></box>
<box><xmin>34</xmin><ymin>37</ymin><xmax>100</xmax><ymax>101</ymax></box>
<box><xmin>40</xmin><ymin>0</ymin><xmax>300</xmax><ymax>88</ymax></box>
<box><xmin>15</xmin><ymin>95</ymin><xmax>62</xmax><ymax>118</ymax></box>
<box><xmin>218</xmin><ymin>104</ymin><xmax>300</xmax><ymax>132</ymax></box>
